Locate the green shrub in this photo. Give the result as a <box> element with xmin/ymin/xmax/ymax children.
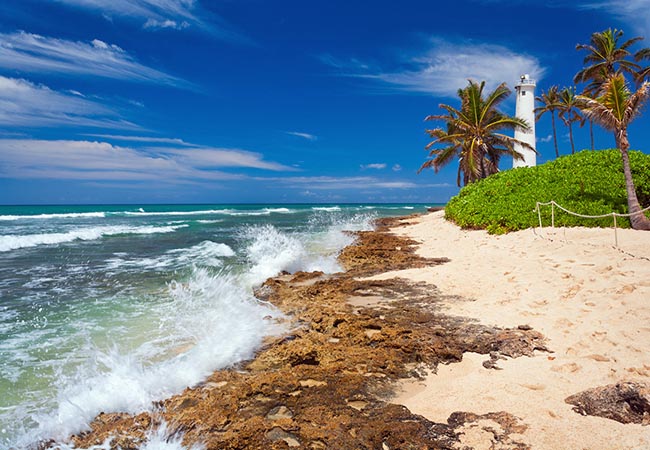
<box><xmin>445</xmin><ymin>149</ymin><xmax>650</xmax><ymax>234</ymax></box>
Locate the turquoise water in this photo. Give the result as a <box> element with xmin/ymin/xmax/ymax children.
<box><xmin>0</xmin><ymin>204</ymin><xmax>431</xmax><ymax>448</ymax></box>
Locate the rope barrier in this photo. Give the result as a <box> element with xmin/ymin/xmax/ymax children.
<box><xmin>534</xmin><ymin>200</ymin><xmax>650</xmax><ymax>248</ymax></box>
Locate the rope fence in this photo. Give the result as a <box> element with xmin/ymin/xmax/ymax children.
<box><xmin>534</xmin><ymin>200</ymin><xmax>650</xmax><ymax>247</ymax></box>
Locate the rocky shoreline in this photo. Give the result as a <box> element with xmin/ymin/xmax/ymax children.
<box><xmin>44</xmin><ymin>215</ymin><xmax>549</xmax><ymax>450</ymax></box>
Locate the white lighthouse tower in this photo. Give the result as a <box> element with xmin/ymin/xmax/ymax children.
<box><xmin>513</xmin><ymin>74</ymin><xmax>536</xmax><ymax>168</ymax></box>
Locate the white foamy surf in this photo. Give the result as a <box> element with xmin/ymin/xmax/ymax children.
<box><xmin>0</xmin><ymin>225</ymin><xmax>187</xmax><ymax>252</ymax></box>
<box><xmin>17</xmin><ymin>269</ymin><xmax>283</xmax><ymax>448</ymax></box>
<box><xmin>0</xmin><ymin>212</ymin><xmax>106</xmax><ymax>221</ymax></box>
<box><xmin>0</xmin><ymin>204</ymin><xmax>422</xmax><ymax>449</ymax></box>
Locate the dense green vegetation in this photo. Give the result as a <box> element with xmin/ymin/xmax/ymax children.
<box><xmin>445</xmin><ymin>149</ymin><xmax>650</xmax><ymax>234</ymax></box>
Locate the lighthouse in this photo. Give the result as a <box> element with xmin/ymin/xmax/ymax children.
<box><xmin>513</xmin><ymin>74</ymin><xmax>536</xmax><ymax>168</ymax></box>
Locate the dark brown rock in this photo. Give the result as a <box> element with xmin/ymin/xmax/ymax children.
<box><xmin>52</xmin><ymin>215</ymin><xmax>548</xmax><ymax>449</ymax></box>
<box><xmin>565</xmin><ymin>381</ymin><xmax>650</xmax><ymax>424</ymax></box>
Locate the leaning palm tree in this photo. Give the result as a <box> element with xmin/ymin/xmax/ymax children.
<box><xmin>577</xmin><ymin>73</ymin><xmax>650</xmax><ymax>230</ymax></box>
<box><xmin>418</xmin><ymin>80</ymin><xmax>532</xmax><ymax>186</ymax></box>
<box><xmin>558</xmin><ymin>87</ymin><xmax>583</xmax><ymax>154</ymax></box>
<box><xmin>535</xmin><ymin>85</ymin><xmax>561</xmax><ymax>157</ymax></box>
<box><xmin>574</xmin><ymin>28</ymin><xmax>643</xmax><ymax>94</ymax></box>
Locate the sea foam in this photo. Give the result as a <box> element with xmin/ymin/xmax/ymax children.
<box><xmin>0</xmin><ymin>212</ymin><xmax>106</xmax><ymax>221</ymax></box>
<box><xmin>18</xmin><ymin>268</ymin><xmax>283</xmax><ymax>447</ymax></box>
<box><xmin>0</xmin><ymin>225</ymin><xmax>187</xmax><ymax>252</ymax></box>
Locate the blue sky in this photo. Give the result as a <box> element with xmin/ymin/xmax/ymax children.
<box><xmin>0</xmin><ymin>0</ymin><xmax>649</xmax><ymax>204</ymax></box>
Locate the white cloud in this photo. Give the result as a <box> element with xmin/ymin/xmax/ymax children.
<box><xmin>392</xmin><ymin>164</ymin><xmax>402</xmax><ymax>172</ymax></box>
<box><xmin>0</xmin><ymin>32</ymin><xmax>184</xmax><ymax>86</ymax></box>
<box><xmin>360</xmin><ymin>163</ymin><xmax>387</xmax><ymax>170</ymax></box>
<box><xmin>0</xmin><ymin>139</ymin><xmax>295</xmax><ymax>182</ymax></box>
<box><xmin>0</xmin><ymin>76</ymin><xmax>136</xmax><ymax>129</ymax></box>
<box><xmin>83</xmin><ymin>134</ymin><xmax>199</xmax><ymax>146</ymax></box>
<box><xmin>575</xmin><ymin>1</ymin><xmax>650</xmax><ymax>37</ymax></box>
<box><xmin>53</xmin><ymin>0</ymin><xmax>198</xmax><ymax>23</ymax></box>
<box><xmin>144</xmin><ymin>18</ymin><xmax>190</xmax><ymax>29</ymax></box>
<box><xmin>261</xmin><ymin>176</ymin><xmax>450</xmax><ymax>190</ymax></box>
<box><xmin>285</xmin><ymin>131</ymin><xmax>318</xmax><ymax>141</ymax></box>
<box><xmin>157</xmin><ymin>148</ymin><xmax>298</xmax><ymax>171</ymax></box>
<box><xmin>324</xmin><ymin>37</ymin><xmax>546</xmax><ymax>97</ymax></box>
<box><xmin>488</xmin><ymin>1</ymin><xmax>650</xmax><ymax>41</ymax></box>
<box><xmin>49</xmin><ymin>0</ymin><xmax>243</xmax><ymax>39</ymax></box>
<box><xmin>538</xmin><ymin>134</ymin><xmax>553</xmax><ymax>143</ymax></box>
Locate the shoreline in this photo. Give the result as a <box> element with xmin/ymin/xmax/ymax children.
<box><xmin>53</xmin><ymin>214</ymin><xmax>545</xmax><ymax>449</ymax></box>
<box><xmin>43</xmin><ymin>211</ymin><xmax>650</xmax><ymax>449</ymax></box>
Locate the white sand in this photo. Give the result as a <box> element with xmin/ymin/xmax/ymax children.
<box><xmin>382</xmin><ymin>211</ymin><xmax>650</xmax><ymax>449</ymax></box>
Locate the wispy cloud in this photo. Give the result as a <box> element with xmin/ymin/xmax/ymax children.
<box><xmin>285</xmin><ymin>131</ymin><xmax>318</xmax><ymax>141</ymax></box>
<box><xmin>485</xmin><ymin>0</ymin><xmax>650</xmax><ymax>39</ymax></box>
<box><xmin>260</xmin><ymin>175</ymin><xmax>450</xmax><ymax>190</ymax></box>
<box><xmin>323</xmin><ymin>37</ymin><xmax>546</xmax><ymax>97</ymax></box>
<box><xmin>392</xmin><ymin>164</ymin><xmax>402</xmax><ymax>172</ymax></box>
<box><xmin>0</xmin><ymin>76</ymin><xmax>137</xmax><ymax>129</ymax></box>
<box><xmin>360</xmin><ymin>163</ymin><xmax>387</xmax><ymax>170</ymax></box>
<box><xmin>538</xmin><ymin>134</ymin><xmax>553</xmax><ymax>143</ymax></box>
<box><xmin>50</xmin><ymin>0</ymin><xmax>244</xmax><ymax>40</ymax></box>
<box><xmin>574</xmin><ymin>0</ymin><xmax>650</xmax><ymax>37</ymax></box>
<box><xmin>0</xmin><ymin>32</ymin><xmax>184</xmax><ymax>86</ymax></box>
<box><xmin>83</xmin><ymin>134</ymin><xmax>199</xmax><ymax>146</ymax></box>
<box><xmin>156</xmin><ymin>147</ymin><xmax>299</xmax><ymax>171</ymax></box>
<box><xmin>0</xmin><ymin>139</ymin><xmax>295</xmax><ymax>182</ymax></box>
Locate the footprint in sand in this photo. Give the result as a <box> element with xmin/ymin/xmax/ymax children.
<box><xmin>616</xmin><ymin>284</ymin><xmax>636</xmax><ymax>294</ymax></box>
<box><xmin>555</xmin><ymin>318</ymin><xmax>574</xmax><ymax>328</ymax></box>
<box><xmin>586</xmin><ymin>354</ymin><xmax>611</xmax><ymax>362</ymax></box>
<box><xmin>598</xmin><ymin>265</ymin><xmax>614</xmax><ymax>275</ymax></box>
<box><xmin>551</xmin><ymin>362</ymin><xmax>581</xmax><ymax>373</ymax></box>
<box><xmin>626</xmin><ymin>365</ymin><xmax>650</xmax><ymax>377</ymax></box>
<box><xmin>530</xmin><ymin>299</ymin><xmax>549</xmax><ymax>308</ymax></box>
<box><xmin>561</xmin><ymin>284</ymin><xmax>582</xmax><ymax>300</ymax></box>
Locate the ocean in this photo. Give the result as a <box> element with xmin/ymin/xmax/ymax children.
<box><xmin>0</xmin><ymin>203</ymin><xmax>431</xmax><ymax>449</ymax></box>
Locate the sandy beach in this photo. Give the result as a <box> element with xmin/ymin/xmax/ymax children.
<box><xmin>386</xmin><ymin>211</ymin><xmax>650</xmax><ymax>449</ymax></box>
<box><xmin>52</xmin><ymin>210</ymin><xmax>650</xmax><ymax>449</ymax></box>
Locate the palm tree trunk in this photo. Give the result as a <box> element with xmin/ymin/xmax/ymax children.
<box><xmin>551</xmin><ymin>112</ymin><xmax>559</xmax><ymax>157</ymax></box>
<box><xmin>589</xmin><ymin>119</ymin><xmax>595</xmax><ymax>151</ymax></box>
<box><xmin>569</xmin><ymin>123</ymin><xmax>575</xmax><ymax>154</ymax></box>
<box><xmin>618</xmin><ymin>129</ymin><xmax>650</xmax><ymax>230</ymax></box>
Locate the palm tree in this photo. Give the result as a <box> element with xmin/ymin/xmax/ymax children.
<box><xmin>558</xmin><ymin>87</ymin><xmax>583</xmax><ymax>154</ymax></box>
<box><xmin>574</xmin><ymin>28</ymin><xmax>643</xmax><ymax>94</ymax></box>
<box><xmin>634</xmin><ymin>47</ymin><xmax>650</xmax><ymax>82</ymax></box>
<box><xmin>577</xmin><ymin>73</ymin><xmax>650</xmax><ymax>230</ymax></box>
<box><xmin>535</xmin><ymin>85</ymin><xmax>561</xmax><ymax>158</ymax></box>
<box><xmin>418</xmin><ymin>80</ymin><xmax>532</xmax><ymax>186</ymax></box>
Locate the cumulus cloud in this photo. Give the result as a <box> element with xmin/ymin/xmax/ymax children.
<box><xmin>0</xmin><ymin>32</ymin><xmax>184</xmax><ymax>86</ymax></box>
<box><xmin>323</xmin><ymin>37</ymin><xmax>546</xmax><ymax>97</ymax></box>
<box><xmin>0</xmin><ymin>139</ymin><xmax>296</xmax><ymax>182</ymax></box>
<box><xmin>285</xmin><ymin>131</ymin><xmax>318</xmax><ymax>141</ymax></box>
<box><xmin>360</xmin><ymin>163</ymin><xmax>387</xmax><ymax>170</ymax></box>
<box><xmin>538</xmin><ymin>134</ymin><xmax>554</xmax><ymax>143</ymax></box>
<box><xmin>0</xmin><ymin>76</ymin><xmax>136</xmax><ymax>129</ymax></box>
